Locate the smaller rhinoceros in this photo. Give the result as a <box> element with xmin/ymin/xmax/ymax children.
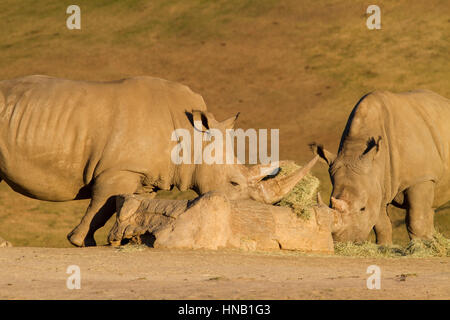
<box><xmin>311</xmin><ymin>90</ymin><xmax>450</xmax><ymax>244</ymax></box>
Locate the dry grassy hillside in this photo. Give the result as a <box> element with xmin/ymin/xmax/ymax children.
<box><xmin>0</xmin><ymin>0</ymin><xmax>449</xmax><ymax>247</ymax></box>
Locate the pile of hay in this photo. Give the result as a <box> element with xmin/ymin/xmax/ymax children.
<box><xmin>275</xmin><ymin>162</ymin><xmax>320</xmax><ymax>219</ymax></box>
<box><xmin>402</xmin><ymin>233</ymin><xmax>450</xmax><ymax>257</ymax></box>
<box><xmin>334</xmin><ymin>241</ymin><xmax>404</xmax><ymax>258</ymax></box>
<box><xmin>334</xmin><ymin>233</ymin><xmax>450</xmax><ymax>258</ymax></box>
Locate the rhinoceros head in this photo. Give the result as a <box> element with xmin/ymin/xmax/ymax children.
<box><xmin>194</xmin><ymin>156</ymin><xmax>319</xmax><ymax>204</ymax></box>
<box><xmin>185</xmin><ymin>111</ymin><xmax>319</xmax><ymax>204</ymax></box>
<box><xmin>311</xmin><ymin>137</ymin><xmax>384</xmax><ymax>241</ymax></box>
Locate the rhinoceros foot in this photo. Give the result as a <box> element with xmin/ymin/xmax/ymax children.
<box><xmin>67</xmin><ymin>229</ymin><xmax>97</xmax><ymax>247</ymax></box>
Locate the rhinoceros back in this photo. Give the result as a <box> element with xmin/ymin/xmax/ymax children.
<box><xmin>0</xmin><ymin>75</ymin><xmax>206</xmax><ymax>201</ymax></box>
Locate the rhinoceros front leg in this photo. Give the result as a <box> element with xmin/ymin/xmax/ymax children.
<box><xmin>68</xmin><ymin>170</ymin><xmax>142</xmax><ymax>247</ymax></box>
<box><xmin>405</xmin><ymin>181</ymin><xmax>435</xmax><ymax>241</ymax></box>
<box><xmin>373</xmin><ymin>206</ymin><xmax>392</xmax><ymax>245</ymax></box>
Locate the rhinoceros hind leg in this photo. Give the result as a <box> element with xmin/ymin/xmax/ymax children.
<box><xmin>405</xmin><ymin>181</ymin><xmax>435</xmax><ymax>241</ymax></box>
<box><xmin>68</xmin><ymin>170</ymin><xmax>141</xmax><ymax>247</ymax></box>
<box><xmin>0</xmin><ymin>236</ymin><xmax>12</xmax><ymax>247</ymax></box>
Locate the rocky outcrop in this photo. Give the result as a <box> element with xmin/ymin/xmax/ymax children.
<box><xmin>108</xmin><ymin>192</ymin><xmax>335</xmax><ymax>253</ymax></box>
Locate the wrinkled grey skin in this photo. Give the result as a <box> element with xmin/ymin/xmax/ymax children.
<box><xmin>312</xmin><ymin>90</ymin><xmax>450</xmax><ymax>244</ymax></box>
<box><xmin>0</xmin><ymin>75</ymin><xmax>316</xmax><ymax>247</ymax></box>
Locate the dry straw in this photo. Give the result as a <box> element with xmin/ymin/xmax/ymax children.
<box><xmin>334</xmin><ymin>233</ymin><xmax>450</xmax><ymax>258</ymax></box>
<box><xmin>276</xmin><ymin>162</ymin><xmax>320</xmax><ymax>219</ymax></box>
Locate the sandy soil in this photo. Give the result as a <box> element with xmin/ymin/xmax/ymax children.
<box><xmin>0</xmin><ymin>247</ymin><xmax>448</xmax><ymax>300</ymax></box>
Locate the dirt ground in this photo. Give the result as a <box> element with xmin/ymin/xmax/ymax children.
<box><xmin>0</xmin><ymin>247</ymin><xmax>448</xmax><ymax>300</ymax></box>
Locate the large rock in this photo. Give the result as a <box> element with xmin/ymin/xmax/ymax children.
<box><xmin>108</xmin><ymin>192</ymin><xmax>335</xmax><ymax>253</ymax></box>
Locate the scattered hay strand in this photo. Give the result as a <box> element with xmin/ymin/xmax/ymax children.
<box><xmin>402</xmin><ymin>232</ymin><xmax>450</xmax><ymax>257</ymax></box>
<box><xmin>115</xmin><ymin>242</ymin><xmax>148</xmax><ymax>252</ymax></box>
<box><xmin>275</xmin><ymin>162</ymin><xmax>320</xmax><ymax>219</ymax></box>
<box><xmin>334</xmin><ymin>233</ymin><xmax>450</xmax><ymax>258</ymax></box>
<box><xmin>334</xmin><ymin>241</ymin><xmax>404</xmax><ymax>258</ymax></box>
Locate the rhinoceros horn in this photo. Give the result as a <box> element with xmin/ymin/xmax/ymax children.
<box><xmin>327</xmin><ymin>196</ymin><xmax>350</xmax><ymax>233</ymax></box>
<box><xmin>331</xmin><ymin>196</ymin><xmax>349</xmax><ymax>213</ymax></box>
<box><xmin>317</xmin><ymin>192</ymin><xmax>326</xmax><ymax>207</ymax></box>
<box><xmin>247</xmin><ymin>155</ymin><xmax>319</xmax><ymax>204</ymax></box>
<box><xmin>313</xmin><ymin>193</ymin><xmax>344</xmax><ymax>233</ymax></box>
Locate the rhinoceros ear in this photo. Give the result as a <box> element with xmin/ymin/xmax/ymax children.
<box><xmin>309</xmin><ymin>143</ymin><xmax>336</xmax><ymax>166</ymax></box>
<box><xmin>219</xmin><ymin>112</ymin><xmax>240</xmax><ymax>130</ymax></box>
<box><xmin>361</xmin><ymin>136</ymin><xmax>382</xmax><ymax>162</ymax></box>
<box><xmin>186</xmin><ymin>110</ymin><xmax>221</xmax><ymax>132</ymax></box>
<box><xmin>187</xmin><ymin>111</ymin><xmax>239</xmax><ymax>131</ymax></box>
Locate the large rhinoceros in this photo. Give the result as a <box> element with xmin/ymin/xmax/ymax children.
<box><xmin>311</xmin><ymin>90</ymin><xmax>450</xmax><ymax>244</ymax></box>
<box><xmin>0</xmin><ymin>75</ymin><xmax>317</xmax><ymax>247</ymax></box>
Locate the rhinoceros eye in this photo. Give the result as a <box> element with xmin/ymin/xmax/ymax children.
<box><xmin>360</xmin><ymin>207</ymin><xmax>366</xmax><ymax>212</ymax></box>
<box><xmin>230</xmin><ymin>181</ymin><xmax>239</xmax><ymax>186</ymax></box>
